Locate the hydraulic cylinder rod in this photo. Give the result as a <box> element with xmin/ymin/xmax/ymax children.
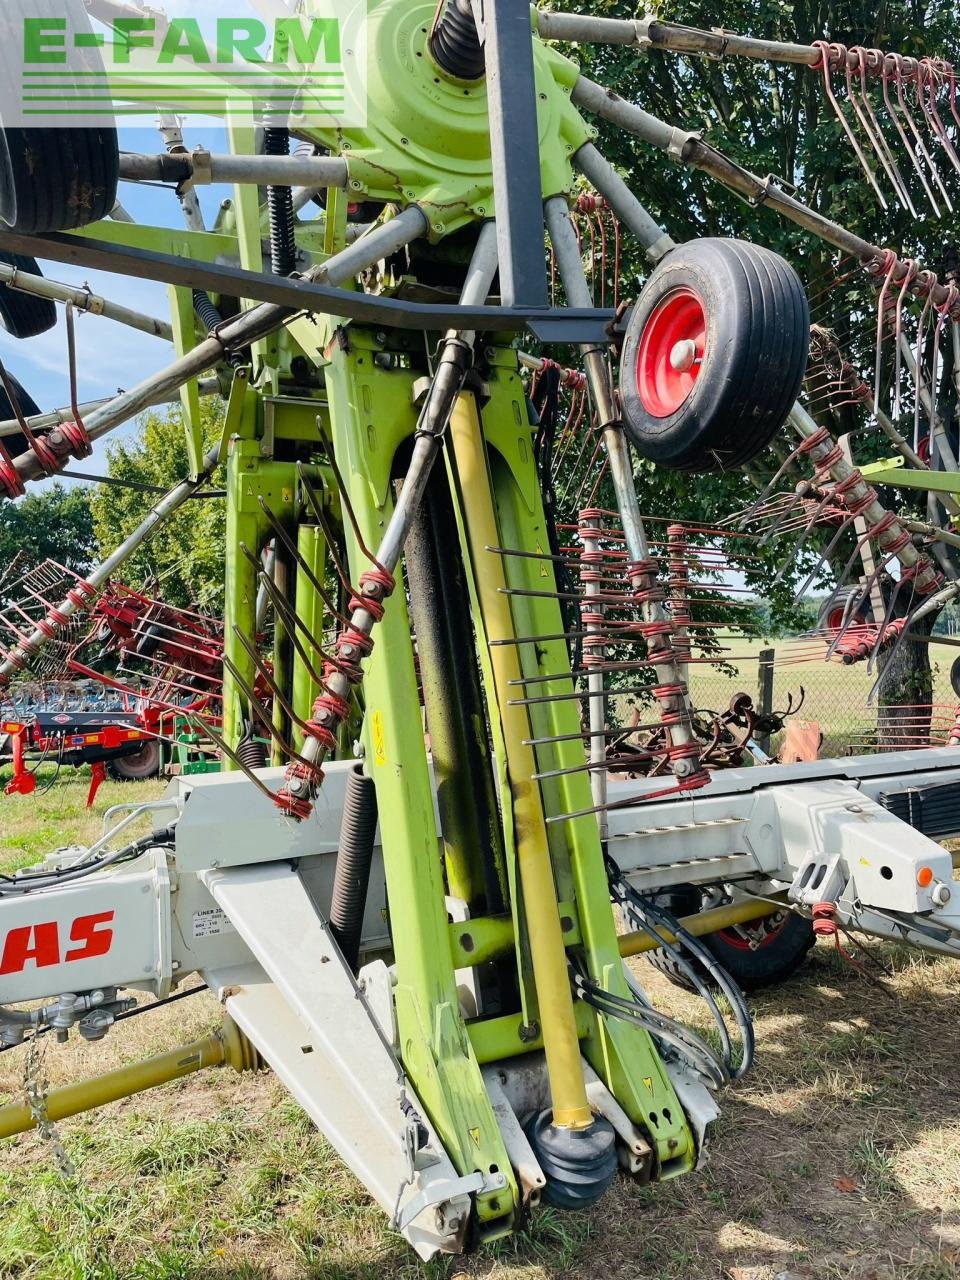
<box><xmin>0</xmin><ymin>1018</ymin><xmax>260</xmax><ymax>1139</ymax></box>
<box><xmin>448</xmin><ymin>393</ymin><xmax>593</xmax><ymax>1131</ymax></box>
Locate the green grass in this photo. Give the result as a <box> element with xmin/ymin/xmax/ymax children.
<box><xmin>2</xmin><ymin>778</ymin><xmax>960</xmax><ymax>1279</ymax></box>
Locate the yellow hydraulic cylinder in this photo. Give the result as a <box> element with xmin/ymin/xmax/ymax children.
<box><xmin>448</xmin><ymin>394</ymin><xmax>592</xmax><ymax>1130</ymax></box>
<box><xmin>0</xmin><ymin>1017</ymin><xmax>260</xmax><ymax>1139</ymax></box>
<box><xmin>618</xmin><ymin>898</ymin><xmax>783</xmax><ymax>958</ymax></box>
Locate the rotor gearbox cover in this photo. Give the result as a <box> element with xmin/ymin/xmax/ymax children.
<box><xmin>618</xmin><ymin>238</ymin><xmax>809</xmax><ymax>472</ymax></box>
<box><xmin>307</xmin><ymin>0</ymin><xmax>592</xmax><ymax>239</ymax></box>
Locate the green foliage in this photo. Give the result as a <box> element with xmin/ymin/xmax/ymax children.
<box><xmin>0</xmin><ymin>484</ymin><xmax>96</xmax><ymax>578</ymax></box>
<box><xmin>90</xmin><ymin>402</ymin><xmax>226</xmax><ymax>609</ymax></box>
<box><xmin>555</xmin><ymin>0</ymin><xmax>959</xmax><ymax>627</ymax></box>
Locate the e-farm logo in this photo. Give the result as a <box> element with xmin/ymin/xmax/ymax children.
<box><xmin>3</xmin><ymin>2</ymin><xmax>366</xmax><ymax>127</ymax></box>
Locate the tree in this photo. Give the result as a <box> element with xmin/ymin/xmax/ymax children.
<box><xmin>90</xmin><ymin>401</ymin><xmax>227</xmax><ymax>608</ymax></box>
<box><xmin>0</xmin><ymin>484</ymin><xmax>96</xmax><ymax>580</ymax></box>
<box><xmin>552</xmin><ymin>0</ymin><xmax>959</xmax><ymax>726</ymax></box>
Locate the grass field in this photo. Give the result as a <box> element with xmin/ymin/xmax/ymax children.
<box><xmin>678</xmin><ymin>636</ymin><xmax>959</xmax><ymax>757</ymax></box>
<box><xmin>2</xmin><ymin>770</ymin><xmax>960</xmax><ymax>1280</ymax></box>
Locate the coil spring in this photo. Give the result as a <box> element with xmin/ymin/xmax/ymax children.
<box><xmin>263</xmin><ymin>127</ymin><xmax>297</xmax><ymax>278</ymax></box>
<box><xmin>236</xmin><ymin>733</ymin><xmax>268</xmax><ymax>771</ymax></box>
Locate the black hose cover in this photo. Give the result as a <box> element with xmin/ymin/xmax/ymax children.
<box><xmin>329</xmin><ymin>765</ymin><xmax>379</xmax><ymax>971</ymax></box>
<box><xmin>430</xmin><ymin>0</ymin><xmax>485</xmax><ymax>81</ymax></box>
<box><xmin>263</xmin><ymin>127</ymin><xmax>298</xmax><ymax>277</ymax></box>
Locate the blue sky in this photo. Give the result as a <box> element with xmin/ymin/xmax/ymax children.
<box><xmin>0</xmin><ymin>125</ymin><xmax>231</xmax><ymax>441</ymax></box>
<box><xmin>1</xmin><ymin>0</ymin><xmax>320</xmax><ymax>485</ymax></box>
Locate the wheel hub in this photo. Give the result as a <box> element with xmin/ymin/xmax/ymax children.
<box><xmin>636</xmin><ymin>288</ymin><xmax>707</xmax><ymax>418</ymax></box>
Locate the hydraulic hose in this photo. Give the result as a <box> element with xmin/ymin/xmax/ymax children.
<box><xmin>328</xmin><ymin>765</ymin><xmax>379</xmax><ymax>971</ymax></box>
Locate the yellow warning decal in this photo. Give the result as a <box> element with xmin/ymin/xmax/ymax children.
<box><xmin>469</xmin><ymin>1127</ymin><xmax>481</xmax><ymax>1148</ymax></box>
<box><xmin>536</xmin><ymin>542</ymin><xmax>549</xmax><ymax>578</ymax></box>
<box><xmin>643</xmin><ymin>1077</ymin><xmax>654</xmax><ymax>1092</ymax></box>
<box><xmin>372</xmin><ymin>711</ymin><xmax>386</xmax><ymax>766</ymax></box>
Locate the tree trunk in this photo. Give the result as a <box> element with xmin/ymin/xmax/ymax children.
<box><xmin>876</xmin><ymin>609</ymin><xmax>938</xmax><ymax>750</ymax></box>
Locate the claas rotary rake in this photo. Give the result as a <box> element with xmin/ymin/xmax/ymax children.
<box><xmin>2</xmin><ymin>0</ymin><xmax>960</xmax><ymax>1258</ymax></box>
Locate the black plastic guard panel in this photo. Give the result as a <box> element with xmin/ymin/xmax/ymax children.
<box><xmin>880</xmin><ymin>779</ymin><xmax>960</xmax><ymax>841</ymax></box>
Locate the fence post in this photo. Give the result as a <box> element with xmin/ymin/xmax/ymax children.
<box><xmin>756</xmin><ymin>647</ymin><xmax>775</xmax><ymax>755</ymax></box>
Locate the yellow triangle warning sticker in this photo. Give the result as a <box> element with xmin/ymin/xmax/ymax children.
<box><xmin>468</xmin><ymin>1127</ymin><xmax>481</xmax><ymax>1148</ymax></box>
<box><xmin>536</xmin><ymin>543</ymin><xmax>549</xmax><ymax>578</ymax></box>
<box><xmin>643</xmin><ymin>1077</ymin><xmax>654</xmax><ymax>1092</ymax></box>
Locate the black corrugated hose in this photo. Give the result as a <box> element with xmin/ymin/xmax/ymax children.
<box><xmin>329</xmin><ymin>765</ymin><xmax>379</xmax><ymax>971</ymax></box>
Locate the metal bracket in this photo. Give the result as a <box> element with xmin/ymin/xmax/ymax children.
<box><xmin>634</xmin><ymin>15</ymin><xmax>656</xmax><ymax>48</ymax></box>
<box><xmin>667</xmin><ymin>128</ymin><xmax>702</xmax><ymax>160</ymax></box>
<box><xmin>394</xmin><ymin>1170</ymin><xmax>490</xmax><ymax>1232</ymax></box>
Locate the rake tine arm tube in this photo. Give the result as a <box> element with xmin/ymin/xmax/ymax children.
<box><xmin>535</xmin><ymin>9</ymin><xmax>820</xmax><ymax>66</ymax></box>
<box><xmin>0</xmin><ymin>380</ymin><xmax>220</xmax><ymax>440</ymax></box>
<box><xmin>280</xmin><ymin>221</ymin><xmax>501</xmax><ymax>809</ymax></box>
<box><xmin>2</xmin><ymin>207</ymin><xmax>429</xmax><ymax>494</ymax></box>
<box><xmin>573</xmin><ymin>143</ymin><xmax>675</xmax><ymax>262</ymax></box>
<box><xmin>0</xmin><ymin>443</ymin><xmax>224</xmax><ymax>685</ymax></box>
<box><xmin>788</xmin><ymin>403</ymin><xmax>940</xmax><ymax>594</ymax></box>
<box><xmin>118</xmin><ymin>152</ymin><xmax>350</xmax><ymax>190</ymax></box>
<box><xmin>545</xmin><ymin>196</ymin><xmax>700</xmax><ymax>776</ymax></box>
<box><xmin>570</xmin><ymin>77</ymin><xmax>960</xmax><ymax>316</ymax></box>
<box><xmin>0</xmin><ymin>261</ymin><xmax>173</xmax><ymax>341</ymax></box>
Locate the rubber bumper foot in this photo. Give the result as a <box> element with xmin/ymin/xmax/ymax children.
<box><xmin>525</xmin><ymin>1110</ymin><xmax>618</xmax><ymax>1210</ymax></box>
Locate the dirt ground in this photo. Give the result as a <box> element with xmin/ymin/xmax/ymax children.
<box><xmin>1</xmin><ymin>774</ymin><xmax>959</xmax><ymax>1280</ymax></box>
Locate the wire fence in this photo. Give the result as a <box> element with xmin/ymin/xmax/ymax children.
<box><xmin>686</xmin><ymin>637</ymin><xmax>960</xmax><ymax>759</ymax></box>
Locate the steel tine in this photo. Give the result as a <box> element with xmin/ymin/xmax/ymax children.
<box><xmin>866</xmin><ymin>582</ymin><xmax>918</xmax><ymax>702</ymax></box>
<box><xmin>259</xmin><ymin>498</ymin><xmax>347</xmax><ymax>624</ymax></box>
<box><xmin>298</xmin><ymin>464</ymin><xmax>359</xmax><ymax>600</ymax></box>
<box><xmin>912</xmin><ymin>282</ymin><xmax>936</xmax><ymax>447</ymax></box>
<box><xmin>771</xmin><ymin>490</ymin><xmax>838</xmax><ymax>587</ymax></box>
<box><xmin>896</xmin><ymin>55</ymin><xmax>954</xmax><ymax>209</ymax></box>
<box><xmin>859</xmin><ymin>49</ymin><xmax>918</xmax><ymax>214</ymax></box>
<box><xmin>865</xmin><ymin>569</ymin><xmax>910</xmax><ymax>676</ymax></box>
<box><xmin>227</xmin><ymin>628</ymin><xmax>312</xmax><ymax>739</ymax></box>
<box><xmin>793</xmin><ymin>513</ymin><xmax>858</xmax><ymax>601</ymax></box>
<box><xmin>736</xmin><ymin>451</ymin><xmax>807</xmax><ymax>528</ymax></box>
<box><xmin>182</xmin><ymin>711</ymin><xmax>282</xmax><ymax>805</ymax></box>
<box><xmin>318</xmin><ymin>444</ymin><xmax>387</xmax><ymax>571</ymax></box>
<box><xmin>882</xmin><ymin>54</ymin><xmax>940</xmax><ymax>214</ymax></box>
<box><xmin>222</xmin><ymin>652</ymin><xmax>318</xmax><ymax>766</ymax></box>
<box><xmin>813</xmin><ymin>41</ymin><xmax>888</xmax><ymax>206</ymax></box>
<box><xmin>845</xmin><ymin>49</ymin><xmax>903</xmax><ymax>208</ymax></box>
<box><xmin>920</xmin><ymin>58</ymin><xmax>960</xmax><ymax>175</ymax></box>
<box><xmin>240</xmin><ymin>544</ymin><xmax>329</xmax><ymax>686</ymax></box>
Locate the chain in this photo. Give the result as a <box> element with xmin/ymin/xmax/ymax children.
<box><xmin>23</xmin><ymin>1036</ymin><xmax>76</xmax><ymax>1179</ymax></box>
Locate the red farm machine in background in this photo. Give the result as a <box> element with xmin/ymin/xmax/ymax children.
<box><xmin>0</xmin><ymin>559</ymin><xmax>225</xmax><ymax>804</ymax></box>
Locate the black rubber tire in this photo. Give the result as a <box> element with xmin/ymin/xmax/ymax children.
<box><xmin>0</xmin><ymin>252</ymin><xmax>56</xmax><ymax>338</ymax></box>
<box><xmin>816</xmin><ymin>586</ymin><xmax>876</xmax><ymax>637</ymax></box>
<box><xmin>619</xmin><ymin>238</ymin><xmax>810</xmax><ymax>472</ymax></box>
<box><xmin>105</xmin><ymin>740</ymin><xmax>162</xmax><ymax>782</ymax></box>
<box><xmin>950</xmin><ymin>655</ymin><xmax>960</xmax><ymax>700</ymax></box>
<box><xmin>0</xmin><ymin>371</ymin><xmax>40</xmax><ymax>457</ymax></box>
<box><xmin>646</xmin><ymin>888</ymin><xmax>816</xmax><ymax>993</ymax></box>
<box><xmin>0</xmin><ymin>1</ymin><xmax>119</xmax><ymax>233</ymax></box>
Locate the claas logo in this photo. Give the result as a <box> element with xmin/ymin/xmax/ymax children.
<box><xmin>0</xmin><ymin>912</ymin><xmax>115</xmax><ymax>976</ymax></box>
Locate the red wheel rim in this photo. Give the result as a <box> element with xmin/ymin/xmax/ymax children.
<box><xmin>636</xmin><ymin>288</ymin><xmax>707</xmax><ymax>418</ymax></box>
<box><xmin>717</xmin><ymin>918</ymin><xmax>788</xmax><ymax>952</ymax></box>
<box><xmin>825</xmin><ymin>606</ymin><xmax>846</xmax><ymax>633</ymax></box>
